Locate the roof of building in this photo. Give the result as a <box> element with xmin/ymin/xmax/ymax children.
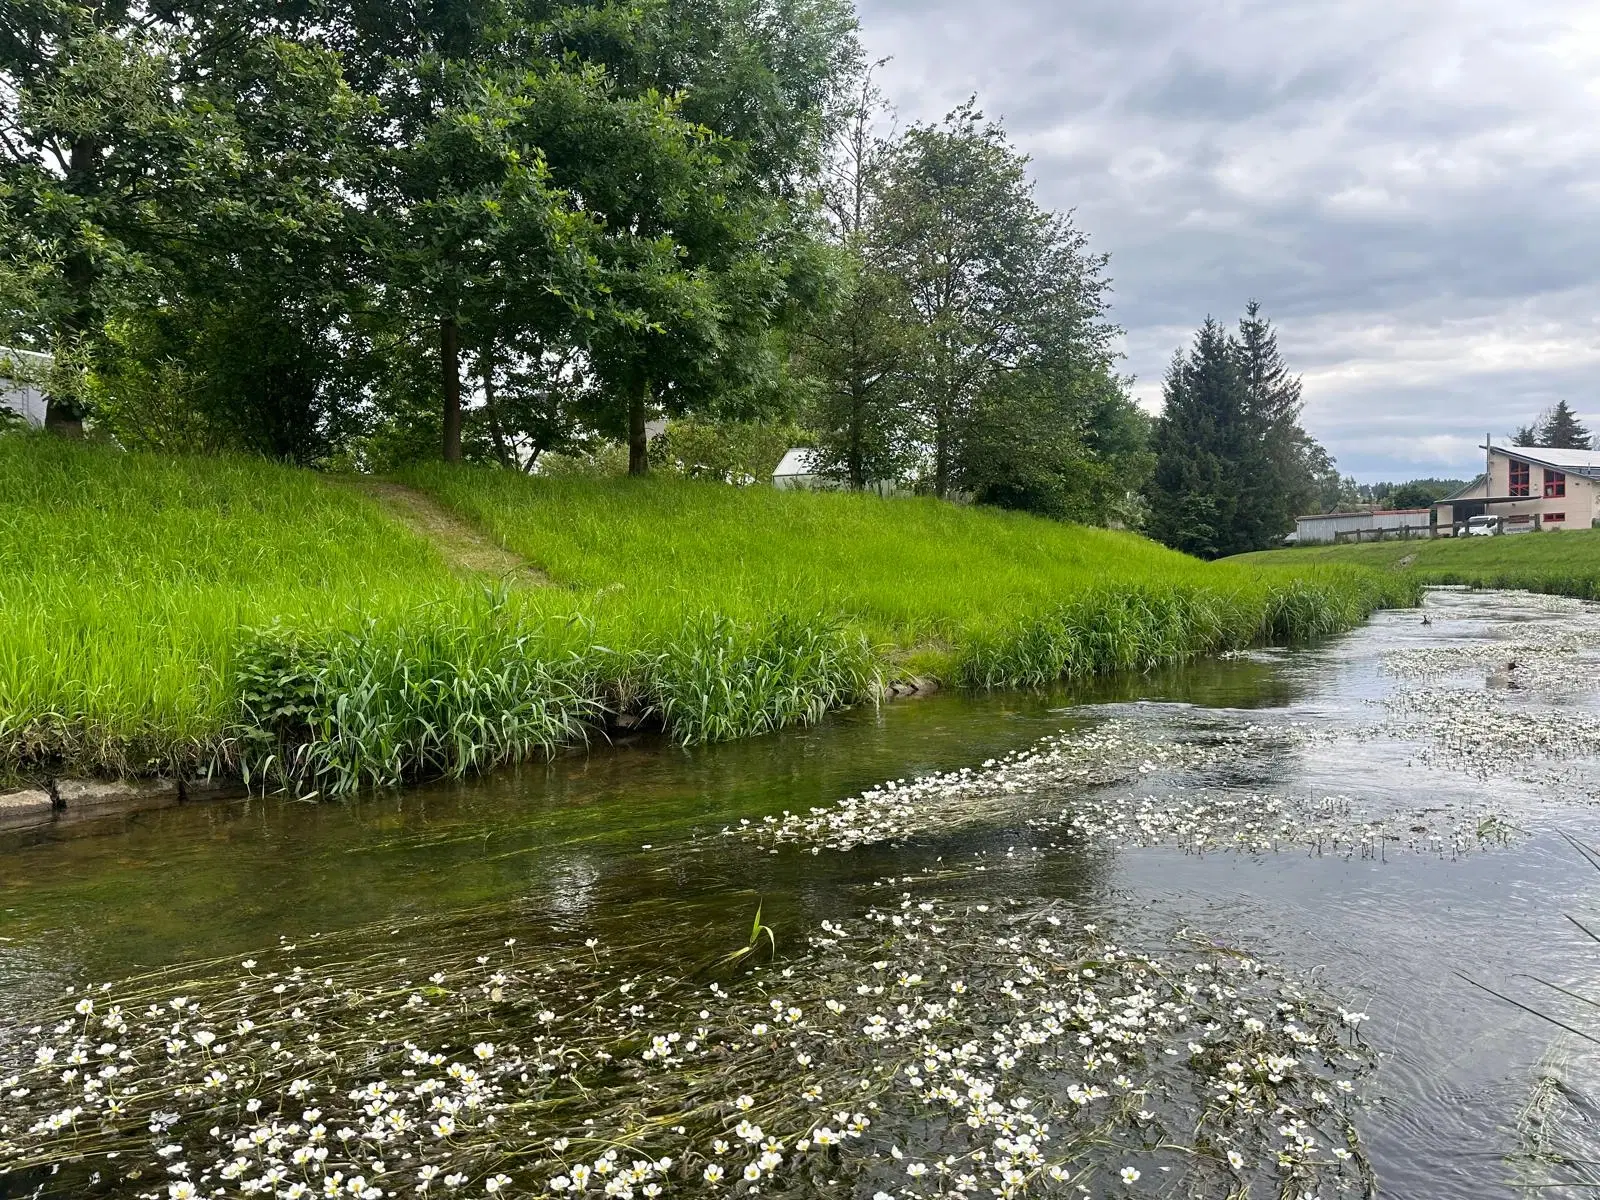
<box><xmin>773</xmin><ymin>447</ymin><xmax>820</xmax><ymax>477</ymax></box>
<box><xmin>1487</xmin><ymin>444</ymin><xmax>1600</xmax><ymax>478</ymax></box>
<box><xmin>0</xmin><ymin>346</ymin><xmax>51</xmax><ymax>377</ymax></box>
<box><xmin>1441</xmin><ymin>474</ymin><xmax>1487</xmax><ymax>501</ymax></box>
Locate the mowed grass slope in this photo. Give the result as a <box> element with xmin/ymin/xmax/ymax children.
<box><xmin>1234</xmin><ymin>528</ymin><xmax>1600</xmax><ymax>599</ymax></box>
<box><xmin>0</xmin><ymin>439</ymin><xmax>1416</xmax><ymax>793</ymax></box>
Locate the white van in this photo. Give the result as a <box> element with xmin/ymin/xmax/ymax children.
<box><xmin>1466</xmin><ymin>515</ymin><xmax>1500</xmax><ymax>536</ymax></box>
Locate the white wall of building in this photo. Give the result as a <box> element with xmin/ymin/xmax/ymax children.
<box><xmin>0</xmin><ymin>349</ymin><xmax>50</xmax><ymax>427</ymax></box>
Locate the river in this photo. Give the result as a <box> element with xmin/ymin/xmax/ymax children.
<box><xmin>4</xmin><ymin>588</ymin><xmax>1600</xmax><ymax>1199</ymax></box>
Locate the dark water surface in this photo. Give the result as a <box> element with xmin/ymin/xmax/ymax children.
<box><xmin>4</xmin><ymin>589</ymin><xmax>1600</xmax><ymax>1198</ymax></box>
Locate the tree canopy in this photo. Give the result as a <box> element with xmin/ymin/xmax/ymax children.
<box><xmin>1514</xmin><ymin>400</ymin><xmax>1593</xmax><ymax>451</ymax></box>
<box><xmin>1146</xmin><ymin>305</ymin><xmax>1332</xmax><ymax>558</ymax></box>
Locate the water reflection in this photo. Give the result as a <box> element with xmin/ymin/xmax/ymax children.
<box><xmin>3</xmin><ymin>590</ymin><xmax>1600</xmax><ymax>1198</ymax></box>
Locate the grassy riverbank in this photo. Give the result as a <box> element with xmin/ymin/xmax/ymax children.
<box><xmin>1234</xmin><ymin>529</ymin><xmax>1600</xmax><ymax>599</ymax></box>
<box><xmin>0</xmin><ymin>438</ymin><xmax>1417</xmax><ymax>794</ymax></box>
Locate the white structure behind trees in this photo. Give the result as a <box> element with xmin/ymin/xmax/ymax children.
<box><xmin>0</xmin><ymin>349</ymin><xmax>50</xmax><ymax>427</ymax></box>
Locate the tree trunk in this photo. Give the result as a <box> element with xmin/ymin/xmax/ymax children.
<box><xmin>848</xmin><ymin>381</ymin><xmax>866</xmax><ymax>490</ymax></box>
<box><xmin>482</xmin><ymin>359</ymin><xmax>513</xmax><ymax>469</ymax></box>
<box><xmin>628</xmin><ymin>374</ymin><xmax>650</xmax><ymax>477</ymax></box>
<box><xmin>441</xmin><ymin>316</ymin><xmax>462</xmax><ymax>463</ymax></box>
<box><xmin>44</xmin><ymin>137</ymin><xmax>100</xmax><ymax>436</ymax></box>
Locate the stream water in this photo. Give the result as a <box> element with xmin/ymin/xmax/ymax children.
<box><xmin>5</xmin><ymin>588</ymin><xmax>1600</xmax><ymax>1199</ymax></box>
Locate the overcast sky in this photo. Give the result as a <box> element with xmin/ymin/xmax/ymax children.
<box><xmin>854</xmin><ymin>0</ymin><xmax>1600</xmax><ymax>482</ymax></box>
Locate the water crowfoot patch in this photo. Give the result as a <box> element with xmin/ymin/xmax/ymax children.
<box><xmin>0</xmin><ymin>897</ymin><xmax>1375</xmax><ymax>1199</ymax></box>
<box><xmin>729</xmin><ymin>720</ymin><xmax>1516</xmax><ymax>860</ymax></box>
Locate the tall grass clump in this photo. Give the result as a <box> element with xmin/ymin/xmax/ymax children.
<box><xmin>229</xmin><ymin>595</ymin><xmax>607</xmax><ymax>796</ymax></box>
<box><xmin>0</xmin><ymin>436</ymin><xmax>468</xmax><ymax>781</ymax></box>
<box><xmin>640</xmin><ymin>611</ymin><xmax>880</xmax><ymax>743</ymax></box>
<box><xmin>227</xmin><ymin>601</ymin><xmax>881</xmax><ymax>795</ymax></box>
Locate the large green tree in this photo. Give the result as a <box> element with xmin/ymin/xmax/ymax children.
<box><xmin>3</xmin><ymin>0</ymin><xmax>860</xmax><ymax>467</ymax></box>
<box><xmin>868</xmin><ymin>101</ymin><xmax>1137</xmax><ymax>512</ymax></box>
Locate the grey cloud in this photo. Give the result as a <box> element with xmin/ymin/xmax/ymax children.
<box><xmin>855</xmin><ymin>0</ymin><xmax>1600</xmax><ymax>480</ymax></box>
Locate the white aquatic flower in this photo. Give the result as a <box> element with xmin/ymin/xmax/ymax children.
<box><xmin>473</xmin><ymin>1042</ymin><xmax>495</xmax><ymax>1061</ymax></box>
<box><xmin>74</xmin><ymin>998</ymin><xmax>94</xmax><ymax>1016</ymax></box>
<box><xmin>702</xmin><ymin>1164</ymin><xmax>724</xmax><ymax>1184</ymax></box>
<box><xmin>1120</xmin><ymin>1167</ymin><xmax>1140</xmax><ymax>1184</ymax></box>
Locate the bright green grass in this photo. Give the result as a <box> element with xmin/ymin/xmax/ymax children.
<box><xmin>400</xmin><ymin>467</ymin><xmax>1308</xmax><ymax>641</ymax></box>
<box><xmin>403</xmin><ymin>464</ymin><xmax>1416</xmax><ymax>684</ymax></box>
<box><xmin>1233</xmin><ymin>528</ymin><xmax>1600</xmax><ymax>600</ymax></box>
<box><xmin>0</xmin><ymin>439</ymin><xmax>1417</xmax><ymax>792</ymax></box>
<box><xmin>0</xmin><ymin>436</ymin><xmax>472</xmax><ymax>775</ymax></box>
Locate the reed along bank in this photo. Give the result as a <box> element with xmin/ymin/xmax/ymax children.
<box><xmin>0</xmin><ymin>438</ymin><xmax>1418</xmax><ymax>795</ymax></box>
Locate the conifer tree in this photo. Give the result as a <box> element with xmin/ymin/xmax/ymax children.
<box><xmin>1537</xmin><ymin>400</ymin><xmax>1592</xmax><ymax>450</ymax></box>
<box><xmin>1147</xmin><ymin>305</ymin><xmax>1332</xmax><ymax>558</ymax></box>
<box><xmin>1146</xmin><ymin>319</ymin><xmax>1250</xmax><ymax>559</ymax></box>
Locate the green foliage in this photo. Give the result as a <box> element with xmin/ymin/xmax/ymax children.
<box><xmin>1388</xmin><ymin>479</ymin><xmax>1463</xmax><ymax>509</ymax></box>
<box><xmin>231</xmin><ymin>601</ymin><xmax>605</xmax><ymax>796</ymax></box>
<box><xmin>536</xmin><ymin>441</ymin><xmax>633</xmax><ymax>479</ymax></box>
<box><xmin>871</xmin><ymin>102</ymin><xmax>1132</xmax><ymax>510</ymax></box>
<box><xmin>1514</xmin><ymin>400</ymin><xmax>1593</xmax><ymax>451</ymax></box>
<box><xmin>1</xmin><ymin>0</ymin><xmax>862</xmax><ymax>462</ymax></box>
<box><xmin>649</xmin><ymin>418</ymin><xmax>807</xmax><ymax>483</ymax></box>
<box><xmin>1147</xmin><ymin>305</ymin><xmax>1332</xmax><ymax>558</ymax></box>
<box><xmin>796</xmin><ymin>95</ymin><xmax>1144</xmax><ymax>518</ymax></box>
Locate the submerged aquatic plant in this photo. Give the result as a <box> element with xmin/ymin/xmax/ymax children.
<box><xmin>730</xmin><ymin>718</ymin><xmax>1514</xmax><ymax>861</ymax></box>
<box><xmin>0</xmin><ymin>892</ymin><xmax>1374</xmax><ymax>1199</ymax></box>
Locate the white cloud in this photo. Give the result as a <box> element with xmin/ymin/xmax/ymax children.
<box><xmin>855</xmin><ymin>0</ymin><xmax>1600</xmax><ymax>479</ymax></box>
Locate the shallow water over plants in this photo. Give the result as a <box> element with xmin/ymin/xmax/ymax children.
<box><xmin>4</xmin><ymin>590</ymin><xmax>1600</xmax><ymax>1198</ymax></box>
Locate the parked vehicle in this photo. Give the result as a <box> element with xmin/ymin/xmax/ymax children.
<box><xmin>1466</xmin><ymin>515</ymin><xmax>1500</xmax><ymax>536</ymax></box>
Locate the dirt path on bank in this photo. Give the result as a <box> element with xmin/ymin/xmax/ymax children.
<box><xmin>341</xmin><ymin>478</ymin><xmax>551</xmax><ymax>585</ymax></box>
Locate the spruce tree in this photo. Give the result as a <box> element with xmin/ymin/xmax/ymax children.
<box><xmin>1148</xmin><ymin>305</ymin><xmax>1333</xmax><ymax>558</ymax></box>
<box><xmin>1537</xmin><ymin>400</ymin><xmax>1593</xmax><ymax>449</ymax></box>
<box><xmin>1233</xmin><ymin>300</ymin><xmax>1306</xmax><ymax>546</ymax></box>
<box><xmin>1147</xmin><ymin>319</ymin><xmax>1249</xmax><ymax>559</ymax></box>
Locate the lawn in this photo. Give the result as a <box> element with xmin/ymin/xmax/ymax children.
<box><xmin>0</xmin><ymin>438</ymin><xmax>1417</xmax><ymax>793</ymax></box>
<box><xmin>1233</xmin><ymin>528</ymin><xmax>1600</xmax><ymax>599</ymax></box>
